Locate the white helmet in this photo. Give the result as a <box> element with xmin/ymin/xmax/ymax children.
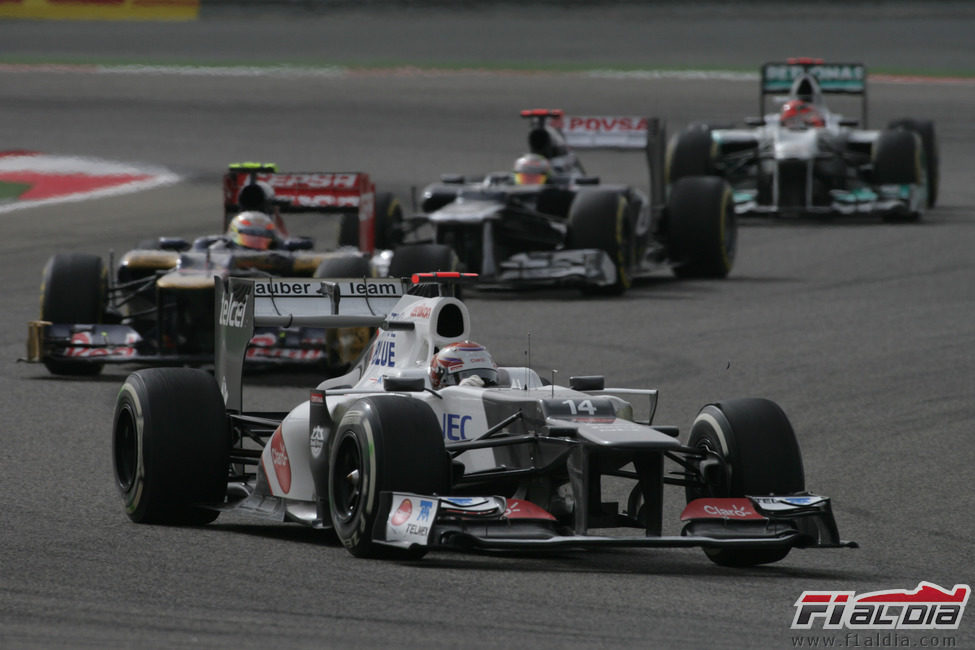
<box><xmin>429</xmin><ymin>341</ymin><xmax>498</xmax><ymax>388</ymax></box>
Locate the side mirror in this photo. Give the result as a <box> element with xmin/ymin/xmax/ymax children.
<box><xmin>282</xmin><ymin>237</ymin><xmax>314</xmax><ymax>251</ymax></box>
<box><xmin>383</xmin><ymin>376</ymin><xmax>426</xmax><ymax>392</ymax></box>
<box><xmin>574</xmin><ymin>176</ymin><xmax>600</xmax><ymax>185</ymax></box>
<box><xmin>155</xmin><ymin>237</ymin><xmax>190</xmax><ymax>251</ymax></box>
<box><xmin>569</xmin><ymin>375</ymin><xmax>605</xmax><ymax>391</ymax></box>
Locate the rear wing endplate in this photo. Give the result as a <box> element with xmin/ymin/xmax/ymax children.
<box><xmin>215</xmin><ymin>276</ymin><xmax>407</xmax><ymax>411</ymax></box>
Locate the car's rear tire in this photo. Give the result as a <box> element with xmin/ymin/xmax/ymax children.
<box><xmin>328</xmin><ymin>395</ymin><xmax>450</xmax><ymax>559</ymax></box>
<box><xmin>339</xmin><ymin>192</ymin><xmax>404</xmax><ymax>250</ymax></box>
<box><xmin>686</xmin><ymin>397</ymin><xmax>805</xmax><ymax>567</ymax></box>
<box><xmin>666</xmin><ymin>124</ymin><xmax>714</xmax><ymax>185</ymax></box>
<box><xmin>667</xmin><ymin>176</ymin><xmax>736</xmax><ymax>278</ymax></box>
<box><xmin>113</xmin><ymin>368</ymin><xmax>229</xmax><ymax>525</ymax></box>
<box><xmin>566</xmin><ymin>189</ymin><xmax>632</xmax><ymax>295</ymax></box>
<box><xmin>887</xmin><ymin>118</ymin><xmax>938</xmax><ymax>208</ymax></box>
<box><xmin>39</xmin><ymin>253</ymin><xmax>107</xmax><ymax>376</ymax></box>
<box><xmin>388</xmin><ymin>243</ymin><xmax>458</xmax><ymax>278</ymax></box>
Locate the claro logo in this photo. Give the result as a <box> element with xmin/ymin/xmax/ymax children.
<box><xmin>703</xmin><ymin>504</ymin><xmax>750</xmax><ymax>518</ymax></box>
<box><xmin>219</xmin><ymin>292</ymin><xmax>247</xmax><ymax>328</ymax></box>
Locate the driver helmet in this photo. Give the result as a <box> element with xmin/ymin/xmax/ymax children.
<box><xmin>780</xmin><ymin>100</ymin><xmax>825</xmax><ymax>128</ymax></box>
<box><xmin>513</xmin><ymin>153</ymin><xmax>552</xmax><ymax>185</ymax></box>
<box><xmin>430</xmin><ymin>341</ymin><xmax>498</xmax><ymax>388</ymax></box>
<box><xmin>227</xmin><ymin>211</ymin><xmax>279</xmax><ymax>250</ymax></box>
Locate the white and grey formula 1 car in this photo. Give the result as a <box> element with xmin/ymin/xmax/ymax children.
<box><xmin>667</xmin><ymin>58</ymin><xmax>939</xmax><ymax>221</ymax></box>
<box><xmin>410</xmin><ymin>109</ymin><xmax>736</xmax><ymax>294</ymax></box>
<box><xmin>112</xmin><ymin>273</ymin><xmax>855</xmax><ymax>566</ymax></box>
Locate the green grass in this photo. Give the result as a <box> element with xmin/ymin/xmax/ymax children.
<box><xmin>0</xmin><ymin>181</ymin><xmax>30</xmax><ymax>201</ymax></box>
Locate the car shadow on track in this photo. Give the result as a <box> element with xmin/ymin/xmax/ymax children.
<box><xmin>209</xmin><ymin>520</ymin><xmax>862</xmax><ymax>579</ymax></box>
<box><xmin>414</xmin><ymin>549</ymin><xmax>860</xmax><ymax>580</ymax></box>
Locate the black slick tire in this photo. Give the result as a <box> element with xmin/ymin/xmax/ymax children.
<box><xmin>873</xmin><ymin>128</ymin><xmax>923</xmax><ymax>222</ymax></box>
<box><xmin>686</xmin><ymin>397</ymin><xmax>805</xmax><ymax>567</ymax></box>
<box><xmin>313</xmin><ymin>254</ymin><xmax>373</xmax><ymax>279</ymax></box>
<box><xmin>39</xmin><ymin>253</ymin><xmax>107</xmax><ymax>376</ymax></box>
<box><xmin>328</xmin><ymin>395</ymin><xmax>450</xmax><ymax>559</ymax></box>
<box><xmin>113</xmin><ymin>368</ymin><xmax>229</xmax><ymax>525</ymax></box>
<box><xmin>339</xmin><ymin>192</ymin><xmax>404</xmax><ymax>250</ymax></box>
<box><xmin>665</xmin><ymin>125</ymin><xmax>714</xmax><ymax>185</ymax></box>
<box><xmin>887</xmin><ymin>118</ymin><xmax>938</xmax><ymax>208</ymax></box>
<box><xmin>873</xmin><ymin>129</ymin><xmax>922</xmax><ymax>185</ymax></box>
<box><xmin>388</xmin><ymin>243</ymin><xmax>458</xmax><ymax>278</ymax></box>
<box><xmin>566</xmin><ymin>189</ymin><xmax>631</xmax><ymax>295</ymax></box>
<box><xmin>667</xmin><ymin>176</ymin><xmax>736</xmax><ymax>278</ymax></box>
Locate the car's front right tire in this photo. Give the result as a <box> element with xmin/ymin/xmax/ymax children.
<box><xmin>39</xmin><ymin>253</ymin><xmax>107</xmax><ymax>376</ymax></box>
<box><xmin>685</xmin><ymin>397</ymin><xmax>805</xmax><ymax>567</ymax></box>
<box><xmin>667</xmin><ymin>176</ymin><xmax>736</xmax><ymax>278</ymax></box>
<box><xmin>328</xmin><ymin>395</ymin><xmax>450</xmax><ymax>559</ymax></box>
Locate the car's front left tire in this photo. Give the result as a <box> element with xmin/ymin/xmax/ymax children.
<box><xmin>113</xmin><ymin>368</ymin><xmax>229</xmax><ymax>525</ymax></box>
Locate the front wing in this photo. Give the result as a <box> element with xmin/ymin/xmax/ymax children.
<box><xmin>486</xmin><ymin>249</ymin><xmax>618</xmax><ymax>288</ymax></box>
<box><xmin>372</xmin><ymin>492</ymin><xmax>857</xmax><ymax>554</ymax></box>
<box><xmin>732</xmin><ymin>183</ymin><xmax>926</xmax><ymax>218</ymax></box>
<box><xmin>25</xmin><ymin>321</ymin><xmax>362</xmax><ymax>368</ymax></box>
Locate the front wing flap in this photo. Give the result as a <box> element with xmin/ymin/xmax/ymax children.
<box><xmin>733</xmin><ymin>182</ymin><xmax>926</xmax><ymax>218</ymax></box>
<box><xmin>372</xmin><ymin>492</ymin><xmax>856</xmax><ymax>554</ymax></box>
<box><xmin>26</xmin><ymin>322</ymin><xmax>170</xmax><ymax>366</ymax></box>
<box><xmin>489</xmin><ymin>249</ymin><xmax>617</xmax><ymax>288</ymax></box>
<box><xmin>25</xmin><ymin>320</ymin><xmax>351</xmax><ymax>368</ymax></box>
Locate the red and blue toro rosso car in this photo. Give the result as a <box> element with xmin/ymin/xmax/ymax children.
<box><xmin>112</xmin><ymin>272</ymin><xmax>855</xmax><ymax>566</ymax></box>
<box><xmin>26</xmin><ymin>164</ymin><xmax>451</xmax><ymax>376</ymax></box>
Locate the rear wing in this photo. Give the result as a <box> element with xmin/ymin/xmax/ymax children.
<box><xmin>760</xmin><ymin>59</ymin><xmax>866</xmax><ymax>95</ymax></box>
<box><xmin>760</xmin><ymin>58</ymin><xmax>868</xmax><ymax>124</ymax></box>
<box><xmin>215</xmin><ymin>275</ymin><xmax>407</xmax><ymax>411</ymax></box>
<box><xmin>520</xmin><ymin>109</ymin><xmax>667</xmax><ymax>217</ymax></box>
<box><xmin>560</xmin><ymin>115</ymin><xmax>652</xmax><ymax>150</ymax></box>
<box><xmin>222</xmin><ymin>164</ymin><xmax>378</xmax><ymax>253</ymax></box>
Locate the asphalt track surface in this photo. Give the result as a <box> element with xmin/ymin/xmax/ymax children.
<box><xmin>2</xmin><ymin>4</ymin><xmax>974</xmax><ymax>649</ymax></box>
